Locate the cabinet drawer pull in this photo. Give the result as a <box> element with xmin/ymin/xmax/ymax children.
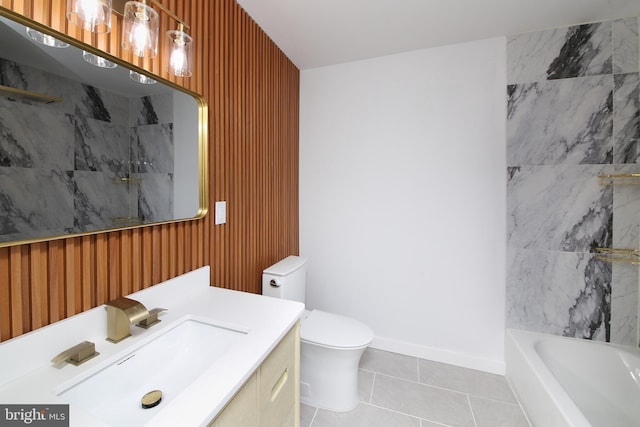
<box><xmin>271</xmin><ymin>368</ymin><xmax>288</xmax><ymax>402</ymax></box>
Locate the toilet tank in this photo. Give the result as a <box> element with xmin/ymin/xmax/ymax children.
<box><xmin>262</xmin><ymin>256</ymin><xmax>307</xmax><ymax>303</ymax></box>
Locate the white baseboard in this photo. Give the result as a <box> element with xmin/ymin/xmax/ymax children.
<box><xmin>370</xmin><ymin>336</ymin><xmax>505</xmax><ymax>375</ymax></box>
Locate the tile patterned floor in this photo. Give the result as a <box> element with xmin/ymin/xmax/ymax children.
<box><xmin>300</xmin><ymin>348</ymin><xmax>531</xmax><ymax>427</ymax></box>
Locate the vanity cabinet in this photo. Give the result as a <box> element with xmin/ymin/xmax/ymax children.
<box><xmin>210</xmin><ymin>323</ymin><xmax>300</xmax><ymax>427</ymax></box>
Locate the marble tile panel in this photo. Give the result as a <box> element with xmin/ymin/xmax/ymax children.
<box><xmin>0</xmin><ymin>101</ymin><xmax>74</xmax><ymax>170</ymax></box>
<box><xmin>359</xmin><ymin>348</ymin><xmax>419</xmax><ymax>382</ymax></box>
<box><xmin>0</xmin><ymin>167</ymin><xmax>74</xmax><ymax>241</ymax></box>
<box><xmin>129</xmin><ymin>94</ymin><xmax>173</xmax><ymax>126</ymax></box>
<box><xmin>73</xmin><ymin>171</ymin><xmax>131</xmax><ymax>231</ymax></box>
<box><xmin>610</xmin><ymin>262</ymin><xmax>639</xmax><ymax>346</ymax></box>
<box><xmin>371</xmin><ymin>375</ymin><xmax>474</xmax><ymax>427</ymax></box>
<box><xmin>469</xmin><ymin>396</ymin><xmax>531</xmax><ymax>427</ymax></box>
<box><xmin>73</xmin><ymin>115</ymin><xmax>129</xmax><ymax>173</ymax></box>
<box><xmin>130</xmin><ymin>123</ymin><xmax>174</xmax><ymax>173</ymax></box>
<box><xmin>613</xmin><ymin>73</ymin><xmax>640</xmax><ymax>163</ymax></box>
<box><xmin>134</xmin><ymin>172</ymin><xmax>173</xmax><ymax>222</ymax></box>
<box><xmin>612</xmin><ymin>17</ymin><xmax>639</xmax><ymax>74</ymax></box>
<box><xmin>507</xmin><ymin>22</ymin><xmax>612</xmax><ymax>84</ymax></box>
<box><xmin>507</xmin><ymin>76</ymin><xmax>613</xmax><ymax>166</ymax></box>
<box><xmin>507</xmin><ymin>165</ymin><xmax>612</xmax><ymax>252</ymax></box>
<box><xmin>311</xmin><ymin>402</ymin><xmax>421</xmax><ymax>427</ymax></box>
<box><xmin>417</xmin><ymin>360</ymin><xmax>517</xmax><ymax>403</ymax></box>
<box><xmin>611</xmin><ymin>164</ymin><xmax>640</xmax><ymax>249</ymax></box>
<box><xmin>506</xmin><ymin>248</ymin><xmax>611</xmax><ymax>341</ymax></box>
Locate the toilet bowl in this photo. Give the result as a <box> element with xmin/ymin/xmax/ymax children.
<box><xmin>262</xmin><ymin>256</ymin><xmax>374</xmax><ymax>412</ymax></box>
<box><xmin>299</xmin><ymin>309</ymin><xmax>373</xmax><ymax>411</ymax></box>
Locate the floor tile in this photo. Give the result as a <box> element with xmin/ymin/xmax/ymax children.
<box><xmin>358</xmin><ymin>369</ymin><xmax>375</xmax><ymax>403</ymax></box>
<box><xmin>301</xmin><ymin>403</ymin><xmax>317</xmax><ymax>427</ymax></box>
<box><xmin>360</xmin><ymin>348</ymin><xmax>419</xmax><ymax>381</ymax></box>
<box><xmin>469</xmin><ymin>395</ymin><xmax>531</xmax><ymax>427</ymax></box>
<box><xmin>418</xmin><ymin>359</ymin><xmax>518</xmax><ymax>403</ymax></box>
<box><xmin>371</xmin><ymin>374</ymin><xmax>475</xmax><ymax>427</ymax></box>
<box><xmin>311</xmin><ymin>403</ymin><xmax>421</xmax><ymax>427</ymax></box>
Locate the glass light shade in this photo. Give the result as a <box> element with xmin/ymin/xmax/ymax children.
<box><xmin>82</xmin><ymin>51</ymin><xmax>118</xmax><ymax>68</ymax></box>
<box><xmin>165</xmin><ymin>29</ymin><xmax>193</xmax><ymax>77</ymax></box>
<box><xmin>129</xmin><ymin>70</ymin><xmax>157</xmax><ymax>85</ymax></box>
<box><xmin>25</xmin><ymin>27</ymin><xmax>69</xmax><ymax>48</ymax></box>
<box><xmin>121</xmin><ymin>1</ymin><xmax>159</xmax><ymax>58</ymax></box>
<box><xmin>66</xmin><ymin>0</ymin><xmax>112</xmax><ymax>33</ymax></box>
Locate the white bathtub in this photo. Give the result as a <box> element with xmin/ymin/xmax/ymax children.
<box><xmin>506</xmin><ymin>328</ymin><xmax>640</xmax><ymax>427</ymax></box>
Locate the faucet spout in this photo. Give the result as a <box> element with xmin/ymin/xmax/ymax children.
<box><xmin>105</xmin><ymin>297</ymin><xmax>149</xmax><ymax>343</ymax></box>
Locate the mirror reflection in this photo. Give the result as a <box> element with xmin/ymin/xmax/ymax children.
<box><xmin>0</xmin><ymin>13</ymin><xmax>206</xmax><ymax>246</ymax></box>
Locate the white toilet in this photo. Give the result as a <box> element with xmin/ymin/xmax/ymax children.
<box><xmin>262</xmin><ymin>256</ymin><xmax>374</xmax><ymax>412</ymax></box>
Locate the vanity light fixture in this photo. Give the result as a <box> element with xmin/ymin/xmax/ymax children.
<box><xmin>121</xmin><ymin>1</ymin><xmax>159</xmax><ymax>58</ymax></box>
<box><xmin>83</xmin><ymin>51</ymin><xmax>118</xmax><ymax>68</ymax></box>
<box><xmin>165</xmin><ymin>23</ymin><xmax>192</xmax><ymax>77</ymax></box>
<box><xmin>25</xmin><ymin>27</ymin><xmax>69</xmax><ymax>48</ymax></box>
<box><xmin>66</xmin><ymin>0</ymin><xmax>193</xmax><ymax>80</ymax></box>
<box><xmin>66</xmin><ymin>0</ymin><xmax>112</xmax><ymax>34</ymax></box>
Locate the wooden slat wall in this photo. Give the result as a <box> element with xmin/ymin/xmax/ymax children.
<box><xmin>0</xmin><ymin>0</ymin><xmax>300</xmax><ymax>342</ymax></box>
<box><xmin>211</xmin><ymin>1</ymin><xmax>299</xmax><ymax>293</ymax></box>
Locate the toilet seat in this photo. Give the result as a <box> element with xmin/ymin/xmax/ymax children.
<box><xmin>301</xmin><ymin>309</ymin><xmax>374</xmax><ymax>349</ymax></box>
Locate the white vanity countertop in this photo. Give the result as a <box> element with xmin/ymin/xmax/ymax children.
<box><xmin>0</xmin><ymin>266</ymin><xmax>304</xmax><ymax>427</ymax></box>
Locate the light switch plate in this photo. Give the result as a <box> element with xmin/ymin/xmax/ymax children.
<box><xmin>215</xmin><ymin>201</ymin><xmax>226</xmax><ymax>225</ymax></box>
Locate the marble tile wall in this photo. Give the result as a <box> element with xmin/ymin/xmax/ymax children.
<box><xmin>506</xmin><ymin>17</ymin><xmax>640</xmax><ymax>345</ymax></box>
<box><xmin>0</xmin><ymin>57</ymin><xmax>174</xmax><ymax>242</ymax></box>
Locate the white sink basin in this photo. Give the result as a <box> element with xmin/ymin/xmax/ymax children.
<box><xmin>57</xmin><ymin>317</ymin><xmax>247</xmax><ymax>427</ymax></box>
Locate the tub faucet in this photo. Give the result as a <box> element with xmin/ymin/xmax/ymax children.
<box><xmin>105</xmin><ymin>297</ymin><xmax>166</xmax><ymax>343</ymax></box>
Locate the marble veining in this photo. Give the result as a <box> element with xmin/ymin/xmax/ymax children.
<box><xmin>0</xmin><ymin>167</ymin><xmax>74</xmax><ymax>242</ymax></box>
<box><xmin>508</xmin><ymin>22</ymin><xmax>612</xmax><ymax>84</ymax></box>
<box><xmin>613</xmin><ymin>73</ymin><xmax>640</xmax><ymax>163</ymax></box>
<box><xmin>507</xmin><ymin>165</ymin><xmax>612</xmax><ymax>252</ymax></box>
<box><xmin>136</xmin><ymin>172</ymin><xmax>173</xmax><ymax>222</ymax></box>
<box><xmin>130</xmin><ymin>123</ymin><xmax>174</xmax><ymax>173</ymax></box>
<box><xmin>506</xmin><ymin>249</ymin><xmax>610</xmax><ymax>341</ymax></box>
<box><xmin>506</xmin><ymin>16</ymin><xmax>639</xmax><ymax>345</ymax></box>
<box><xmin>612</xmin><ymin>18</ymin><xmax>639</xmax><ymax>74</ymax></box>
<box><xmin>507</xmin><ymin>76</ymin><xmax>613</xmax><ymax>166</ymax></box>
<box><xmin>81</xmin><ymin>85</ymin><xmax>111</xmax><ymax>122</ymax></box>
<box><xmin>0</xmin><ymin>55</ymin><xmax>176</xmax><ymax>242</ymax></box>
<box><xmin>546</xmin><ymin>23</ymin><xmax>612</xmax><ymax>80</ymax></box>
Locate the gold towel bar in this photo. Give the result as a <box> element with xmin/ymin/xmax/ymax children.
<box><xmin>598</xmin><ymin>174</ymin><xmax>640</xmax><ymax>186</ymax></box>
<box><xmin>0</xmin><ymin>84</ymin><xmax>63</xmax><ymax>104</ymax></box>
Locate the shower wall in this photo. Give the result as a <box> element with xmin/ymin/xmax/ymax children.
<box><xmin>0</xmin><ymin>57</ymin><xmax>174</xmax><ymax>243</ymax></box>
<box><xmin>506</xmin><ymin>17</ymin><xmax>640</xmax><ymax>345</ymax></box>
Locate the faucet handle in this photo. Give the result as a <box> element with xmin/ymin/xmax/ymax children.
<box><xmin>51</xmin><ymin>341</ymin><xmax>99</xmax><ymax>367</ymax></box>
<box><xmin>136</xmin><ymin>307</ymin><xmax>167</xmax><ymax>329</ymax></box>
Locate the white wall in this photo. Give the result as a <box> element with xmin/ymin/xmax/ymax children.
<box><xmin>299</xmin><ymin>37</ymin><xmax>507</xmax><ymax>373</ymax></box>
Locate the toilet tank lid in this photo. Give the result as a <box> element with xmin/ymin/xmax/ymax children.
<box><xmin>301</xmin><ymin>310</ymin><xmax>374</xmax><ymax>349</ymax></box>
<box><xmin>263</xmin><ymin>256</ymin><xmax>307</xmax><ymax>276</ymax></box>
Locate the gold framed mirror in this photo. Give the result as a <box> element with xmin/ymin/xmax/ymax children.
<box><xmin>0</xmin><ymin>8</ymin><xmax>208</xmax><ymax>248</ymax></box>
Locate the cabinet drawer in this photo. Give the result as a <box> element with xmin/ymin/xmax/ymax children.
<box><xmin>209</xmin><ymin>373</ymin><xmax>258</xmax><ymax>427</ymax></box>
<box><xmin>259</xmin><ymin>325</ymin><xmax>297</xmax><ymax>427</ymax></box>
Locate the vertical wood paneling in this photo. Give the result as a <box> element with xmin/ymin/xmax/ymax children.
<box><xmin>210</xmin><ymin>0</ymin><xmax>300</xmax><ymax>293</ymax></box>
<box><xmin>0</xmin><ymin>0</ymin><xmax>299</xmax><ymax>342</ymax></box>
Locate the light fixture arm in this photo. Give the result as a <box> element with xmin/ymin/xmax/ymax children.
<box><xmin>113</xmin><ymin>0</ymin><xmax>189</xmax><ymax>31</ymax></box>
<box><xmin>147</xmin><ymin>0</ymin><xmax>189</xmax><ymax>31</ymax></box>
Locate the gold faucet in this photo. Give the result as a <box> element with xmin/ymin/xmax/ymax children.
<box><xmin>105</xmin><ymin>297</ymin><xmax>166</xmax><ymax>343</ymax></box>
